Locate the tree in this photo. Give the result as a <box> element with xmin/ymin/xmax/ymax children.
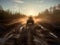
<box><xmin>57</xmin><ymin>4</ymin><xmax>60</xmax><ymax>9</ymax></box>
<box><xmin>0</xmin><ymin>5</ymin><xmax>3</xmax><ymax>10</ymax></box>
<box><xmin>49</xmin><ymin>7</ymin><xmax>53</xmax><ymax>13</ymax></box>
<box><xmin>44</xmin><ymin>9</ymin><xmax>50</xmax><ymax>15</ymax></box>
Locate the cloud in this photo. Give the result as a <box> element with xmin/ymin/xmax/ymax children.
<box><xmin>13</xmin><ymin>0</ymin><xmax>24</xmax><ymax>4</ymax></box>
<box><xmin>10</xmin><ymin>5</ymin><xmax>20</xmax><ymax>13</ymax></box>
<box><xmin>36</xmin><ymin>0</ymin><xmax>44</xmax><ymax>3</ymax></box>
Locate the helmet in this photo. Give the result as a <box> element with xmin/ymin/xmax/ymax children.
<box><xmin>27</xmin><ymin>16</ymin><xmax>34</xmax><ymax>25</ymax></box>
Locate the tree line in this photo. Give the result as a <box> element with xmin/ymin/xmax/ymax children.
<box><xmin>0</xmin><ymin>5</ymin><xmax>26</xmax><ymax>24</ymax></box>
<box><xmin>38</xmin><ymin>4</ymin><xmax>60</xmax><ymax>24</ymax></box>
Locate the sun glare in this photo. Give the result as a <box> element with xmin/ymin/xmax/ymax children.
<box><xmin>25</xmin><ymin>9</ymin><xmax>37</xmax><ymax>16</ymax></box>
<box><xmin>27</xmin><ymin>11</ymin><xmax>35</xmax><ymax>16</ymax></box>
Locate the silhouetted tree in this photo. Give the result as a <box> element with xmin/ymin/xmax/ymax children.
<box><xmin>57</xmin><ymin>4</ymin><xmax>60</xmax><ymax>9</ymax></box>
<box><xmin>49</xmin><ymin>7</ymin><xmax>53</xmax><ymax>14</ymax></box>
<box><xmin>38</xmin><ymin>4</ymin><xmax>60</xmax><ymax>23</ymax></box>
<box><xmin>0</xmin><ymin>5</ymin><xmax>3</xmax><ymax>10</ymax></box>
<box><xmin>44</xmin><ymin>9</ymin><xmax>50</xmax><ymax>15</ymax></box>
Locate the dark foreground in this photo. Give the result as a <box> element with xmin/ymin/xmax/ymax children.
<box><xmin>0</xmin><ymin>17</ymin><xmax>60</xmax><ymax>45</ymax></box>
<box><xmin>0</xmin><ymin>23</ymin><xmax>60</xmax><ymax>45</ymax></box>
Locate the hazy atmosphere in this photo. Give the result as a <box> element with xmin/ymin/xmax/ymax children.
<box><xmin>0</xmin><ymin>0</ymin><xmax>60</xmax><ymax>16</ymax></box>
<box><xmin>0</xmin><ymin>0</ymin><xmax>60</xmax><ymax>45</ymax></box>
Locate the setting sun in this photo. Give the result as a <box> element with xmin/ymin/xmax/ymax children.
<box><xmin>26</xmin><ymin>10</ymin><xmax>36</xmax><ymax>16</ymax></box>
<box><xmin>22</xmin><ymin>8</ymin><xmax>37</xmax><ymax>16</ymax></box>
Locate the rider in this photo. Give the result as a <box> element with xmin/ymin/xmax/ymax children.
<box><xmin>27</xmin><ymin>16</ymin><xmax>34</xmax><ymax>25</ymax></box>
<box><xmin>26</xmin><ymin>16</ymin><xmax>35</xmax><ymax>45</ymax></box>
